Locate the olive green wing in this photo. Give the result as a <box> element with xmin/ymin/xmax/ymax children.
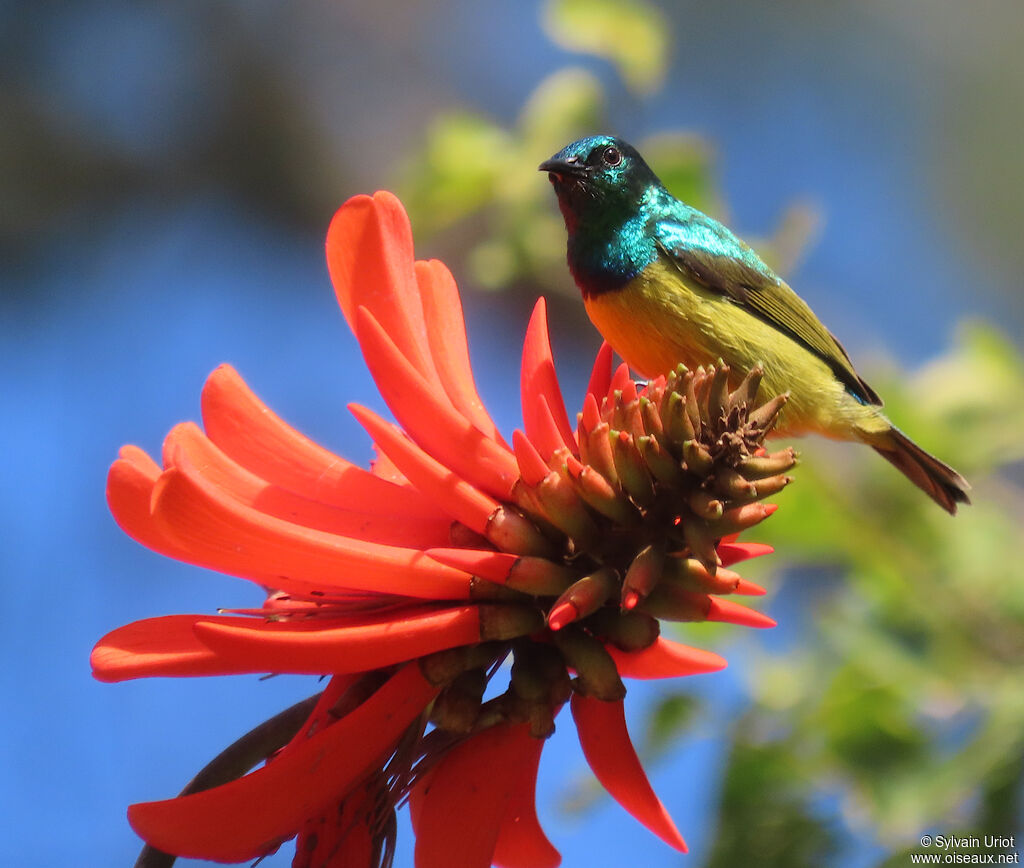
<box><xmin>655</xmin><ymin>219</ymin><xmax>882</xmax><ymax>406</ymax></box>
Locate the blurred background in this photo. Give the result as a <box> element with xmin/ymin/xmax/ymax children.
<box><xmin>3</xmin><ymin>0</ymin><xmax>1023</xmax><ymax>865</ymax></box>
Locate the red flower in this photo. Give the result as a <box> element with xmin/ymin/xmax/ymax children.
<box><xmin>93</xmin><ymin>192</ymin><xmax>788</xmax><ymax>866</ymax></box>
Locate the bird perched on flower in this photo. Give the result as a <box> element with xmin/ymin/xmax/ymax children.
<box><xmin>541</xmin><ymin>135</ymin><xmax>970</xmax><ymax>513</ymax></box>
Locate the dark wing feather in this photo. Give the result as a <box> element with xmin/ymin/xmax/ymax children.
<box><xmin>655</xmin><ymin>218</ymin><xmax>882</xmax><ymax>406</ymax></box>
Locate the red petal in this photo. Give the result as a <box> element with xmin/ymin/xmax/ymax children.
<box><xmin>580</xmin><ymin>391</ymin><xmax>601</xmax><ymax>432</ymax></box>
<box><xmin>585</xmin><ymin>342</ymin><xmax>614</xmax><ymax>404</ymax></box>
<box><xmin>705</xmin><ymin>597</ymin><xmax>776</xmax><ymax>629</ymax></box>
<box><xmin>424</xmin><ymin>548</ymin><xmax>517</xmax><ymax>584</ymax></box>
<box><xmin>119</xmin><ymin>443</ymin><xmax>160</xmax><ymax>475</ymax></box>
<box><xmin>607</xmin><ymin>363</ymin><xmax>633</xmax><ymax>404</ymax></box>
<box><xmin>164</xmin><ymin>422</ymin><xmax>451</xmax><ymax>548</ymax></box>
<box><xmin>129</xmin><ymin>663</ymin><xmax>437</xmax><ymax>863</ymax></box>
<box><xmin>521</xmin><ymin>298</ymin><xmax>576</xmax><ymax>454</ymax></box>
<box><xmin>570</xmin><ymin>694</ymin><xmax>687</xmax><ymax>852</ymax></box>
<box><xmin>492</xmin><ymin>725</ymin><xmax>561</xmax><ymax>868</ymax></box>
<box><xmin>355</xmin><ymin>307</ymin><xmax>519</xmax><ymax>500</ymax></box>
<box><xmin>200</xmin><ymin>364</ymin><xmax>437</xmax><ymax>519</ymax></box>
<box><xmin>606</xmin><ymin>637</ymin><xmax>727</xmax><ymax>680</ymax></box>
<box><xmin>529</xmin><ymin>395</ymin><xmax>572</xmax><ymax>464</ymax></box>
<box><xmin>151</xmin><ymin>461</ymin><xmax>473</xmax><ymax>599</ymax></box>
<box><xmin>415</xmin><ymin>259</ymin><xmax>506</xmax><ymax>445</ymax></box>
<box><xmin>192</xmin><ymin>605</ymin><xmax>483</xmax><ymax>675</ymax></box>
<box><xmin>369</xmin><ymin>444</ymin><xmax>409</xmax><ymax>484</ymax></box>
<box><xmin>91</xmin><ymin>615</ymin><xmax>233</xmax><ymax>681</ymax></box>
<box><xmin>511</xmin><ymin>430</ymin><xmax>549</xmax><ymax>488</ymax></box>
<box><xmin>717</xmin><ymin>541</ymin><xmax>774</xmax><ymax>567</ymax></box>
<box><xmin>106</xmin><ymin>452</ymin><xmax>191</xmax><ymax>561</ymax></box>
<box><xmin>110</xmin><ymin>453</ymin><xmax>293</xmax><ymax>590</ymax></box>
<box><xmin>350</xmin><ymin>404</ymin><xmax>499</xmax><ymax>536</ymax></box>
<box><xmin>293</xmin><ymin>778</ymin><xmax>379</xmax><ymax>868</ymax></box>
<box><xmin>282</xmin><ymin>674</ymin><xmax>357</xmax><ymax>749</ymax></box>
<box><xmin>326</xmin><ymin>191</ymin><xmax>442</xmax><ymax>391</ymax></box>
<box><xmin>546</xmin><ymin>601</ymin><xmax>577</xmax><ymax>631</ymax></box>
<box><xmin>411</xmin><ymin>723</ymin><xmax>539</xmax><ymax>868</ymax></box>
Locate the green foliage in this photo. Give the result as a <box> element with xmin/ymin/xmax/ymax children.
<box><xmin>703</xmin><ymin>721</ymin><xmax>841</xmax><ymax>868</ymax></box>
<box><xmin>541</xmin><ymin>0</ymin><xmax>670</xmax><ymax>94</ymax></box>
<box><xmin>642</xmin><ymin>691</ymin><xmax>699</xmax><ymax>761</ymax></box>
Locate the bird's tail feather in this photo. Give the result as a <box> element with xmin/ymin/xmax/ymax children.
<box><xmin>872</xmin><ymin>427</ymin><xmax>971</xmax><ymax>515</ymax></box>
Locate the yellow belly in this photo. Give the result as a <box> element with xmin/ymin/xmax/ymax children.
<box><xmin>582</xmin><ymin>258</ymin><xmax>888</xmax><ymax>440</ymax></box>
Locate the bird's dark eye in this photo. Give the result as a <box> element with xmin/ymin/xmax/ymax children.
<box><xmin>602</xmin><ymin>146</ymin><xmax>622</xmax><ymax>166</ymax></box>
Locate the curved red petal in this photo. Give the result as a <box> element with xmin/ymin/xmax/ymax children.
<box><xmin>734</xmin><ymin>578</ymin><xmax>767</xmax><ymax>596</ymax></box>
<box><xmin>129</xmin><ymin>664</ymin><xmax>437</xmax><ymax>863</ymax></box>
<box><xmin>355</xmin><ymin>307</ymin><xmax>519</xmax><ymax>500</ymax></box>
<box><xmin>200</xmin><ymin>364</ymin><xmax>437</xmax><ymax>519</ymax></box>
<box><xmin>579</xmin><ymin>391</ymin><xmax>602</xmax><ymax>434</ymax></box>
<box><xmin>293</xmin><ymin>778</ymin><xmax>379</xmax><ymax>868</ymax></box>
<box><xmin>492</xmin><ymin>725</ymin><xmax>561</xmax><ymax>868</ymax></box>
<box><xmin>424</xmin><ymin>548</ymin><xmax>517</xmax><ymax>585</ymax></box>
<box><xmin>415</xmin><ymin>259</ymin><xmax>505</xmax><ymax>445</ymax></box>
<box><xmin>192</xmin><ymin>605</ymin><xmax>483</xmax><ymax>675</ymax></box>
<box><xmin>91</xmin><ymin>615</ymin><xmax>235</xmax><ymax>682</ymax></box>
<box><xmin>529</xmin><ymin>394</ymin><xmax>572</xmax><ymax>464</ymax></box>
<box><xmin>326</xmin><ymin>191</ymin><xmax>442</xmax><ymax>391</ymax></box>
<box><xmin>107</xmin><ymin>453</ymin><xmax>193</xmax><ymax>562</ymax></box>
<box><xmin>511</xmin><ymin>430</ymin><xmax>549</xmax><ymax>488</ymax></box>
<box><xmin>151</xmin><ymin>461</ymin><xmax>473</xmax><ymax>599</ymax></box>
<box><xmin>521</xmin><ymin>298</ymin><xmax>576</xmax><ymax>454</ymax></box>
<box><xmin>411</xmin><ymin>723</ymin><xmax>535</xmax><ymax>868</ymax></box>
<box><xmin>606</xmin><ymin>637</ymin><xmax>727</xmax><ymax>680</ymax></box>
<box><xmin>165</xmin><ymin>422</ymin><xmax>451</xmax><ymax>548</ymax></box>
<box><xmin>705</xmin><ymin>597</ymin><xmax>776</xmax><ymax>629</ymax></box>
<box><xmin>119</xmin><ymin>443</ymin><xmax>161</xmax><ymax>475</ymax></box>
<box><xmin>369</xmin><ymin>444</ymin><xmax>409</xmax><ymax>483</ymax></box>
<box><xmin>717</xmin><ymin>541</ymin><xmax>774</xmax><ymax>567</ymax></box>
<box><xmin>607</xmin><ymin>363</ymin><xmax>633</xmax><ymax>404</ymax></box>
<box><xmin>585</xmin><ymin>342</ymin><xmax>614</xmax><ymax>404</ymax></box>
<box><xmin>570</xmin><ymin>694</ymin><xmax>687</xmax><ymax>852</ymax></box>
<box><xmin>350</xmin><ymin>404</ymin><xmax>499</xmax><ymax>536</ymax></box>
<box><xmin>282</xmin><ymin>674</ymin><xmax>358</xmax><ymax>750</ymax></box>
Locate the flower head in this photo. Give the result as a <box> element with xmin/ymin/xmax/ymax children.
<box><xmin>94</xmin><ymin>192</ymin><xmax>789</xmax><ymax>866</ymax></box>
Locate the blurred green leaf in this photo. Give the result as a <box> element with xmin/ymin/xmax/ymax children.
<box><xmin>399</xmin><ymin>113</ymin><xmax>513</xmax><ymax>232</ymax></box>
<box><xmin>704</xmin><ymin>723</ymin><xmax>840</xmax><ymax>868</ymax></box>
<box><xmin>642</xmin><ymin>691</ymin><xmax>700</xmax><ymax>759</ymax></box>
<box><xmin>519</xmin><ymin>67</ymin><xmax>605</xmax><ymax>151</ymax></box>
<box><xmin>721</xmin><ymin>320</ymin><xmax>1024</xmax><ymax>857</ymax></box>
<box><xmin>541</xmin><ymin>0</ymin><xmax>670</xmax><ymax>94</ymax></box>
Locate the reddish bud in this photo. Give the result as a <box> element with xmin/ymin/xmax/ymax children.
<box><xmin>621</xmin><ymin>544</ymin><xmax>664</xmax><ymax>609</ymax></box>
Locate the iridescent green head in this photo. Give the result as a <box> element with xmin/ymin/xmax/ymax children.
<box><xmin>539</xmin><ymin>135</ymin><xmax>661</xmax><ymax>229</ymax></box>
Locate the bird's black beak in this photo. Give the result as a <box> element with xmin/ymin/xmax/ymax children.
<box><xmin>538</xmin><ymin>156</ymin><xmax>588</xmax><ymax>180</ymax></box>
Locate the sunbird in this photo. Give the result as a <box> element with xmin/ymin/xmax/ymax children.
<box><xmin>541</xmin><ymin>135</ymin><xmax>970</xmax><ymax>513</ymax></box>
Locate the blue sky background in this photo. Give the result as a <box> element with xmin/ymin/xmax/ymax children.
<box><xmin>2</xmin><ymin>1</ymin><xmax>1022</xmax><ymax>865</ymax></box>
